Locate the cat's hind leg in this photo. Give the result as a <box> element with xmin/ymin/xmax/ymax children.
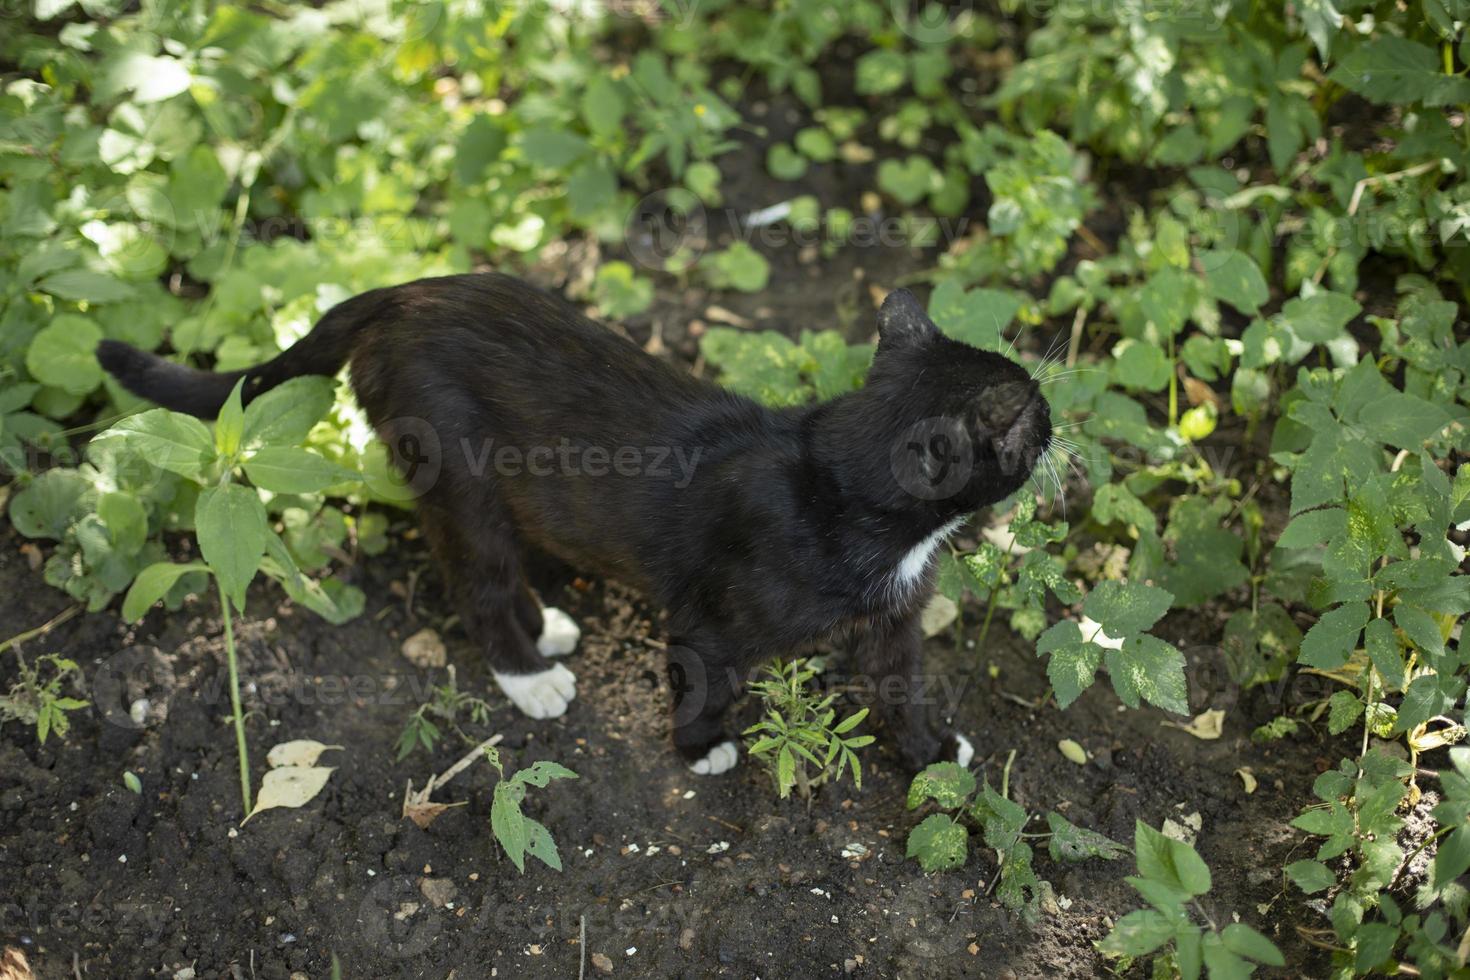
<box><xmin>418</xmin><ymin>498</ymin><xmax>576</xmax><ymax>719</ymax></box>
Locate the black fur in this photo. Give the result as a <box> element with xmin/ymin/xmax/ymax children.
<box><xmin>99</xmin><ymin>274</ymin><xmax>1052</xmax><ymax>771</ymax></box>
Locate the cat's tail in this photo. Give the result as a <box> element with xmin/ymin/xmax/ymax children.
<box><xmin>96</xmin><ymin>286</ymin><xmax>395</xmax><ymax>419</ymax></box>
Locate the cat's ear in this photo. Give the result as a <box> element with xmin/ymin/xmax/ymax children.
<box><xmin>876</xmin><ymin>288</ymin><xmax>939</xmax><ymax>351</ymax></box>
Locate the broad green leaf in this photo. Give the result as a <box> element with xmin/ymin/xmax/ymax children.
<box><xmin>1202</xmin><ymin>249</ymin><xmax>1268</xmax><ymax>315</ymax></box>
<box><xmin>1363</xmin><ymin>617</ymin><xmax>1404</xmax><ymax>688</ymax></box>
<box><xmin>906</xmin><ymin>813</ymin><xmax>968</xmax><ymax>872</ymax></box>
<box><xmin>98</xmin><ymin>409</ymin><xmax>217</xmax><ymax>479</ymax></box>
<box><xmin>37</xmin><ymin>269</ymin><xmax>136</xmax><ymax>303</ymax></box>
<box><xmin>1220</xmin><ymin>924</ymin><xmax>1283</xmax><ymax>967</ymax></box>
<box><xmin>1083</xmin><ymin>580</ymin><xmax>1173</xmax><ymax>637</ymax></box>
<box><xmin>8</xmin><ymin>469</ymin><xmax>92</xmax><ymax>539</ymax></box>
<box><xmin>928</xmin><ymin>280</ymin><xmax>1021</xmax><ymax>349</ymax></box>
<box><xmin>1106</xmin><ymin>635</ymin><xmax>1189</xmax><ymax>714</ymax></box>
<box><xmin>906</xmin><ymin>762</ymin><xmax>976</xmax><ymax>810</ymax></box>
<box><xmin>1284</xmin><ymin>858</ymin><xmax>1335</xmax><ymax>894</ymax></box>
<box><xmin>1134</xmin><ymin>820</ymin><xmax>1212</xmax><ymax>897</ymax></box>
<box><xmin>122</xmin><ymin>561</ymin><xmax>209</xmax><ymax>621</ymax></box>
<box><xmin>1046</xmin><ymin>641</ymin><xmax>1103</xmax><ymax>709</ymax></box>
<box><xmin>1358</xmin><ymin>392</ymin><xmax>1452</xmax><ymax>448</ymax></box>
<box><xmin>1279</xmin><ymin>291</ymin><xmax>1360</xmax><ymax>344</ymax></box>
<box><xmin>26</xmin><ymin>315</ymin><xmax>104</xmax><ymax>395</ymax></box>
<box><xmin>195</xmin><ymin>483</ymin><xmax>267</xmax><ymax>607</ymax></box>
<box><xmin>243</xmin><ymin>446</ymin><xmax>358</xmax><ymax>494</ymax></box>
<box><xmin>1098</xmin><ymin>908</ymin><xmax>1175</xmax><ymax>957</ymax></box>
<box><xmin>1330</xmin><ymin>36</ymin><xmax>1470</xmax><ymax>106</ymax></box>
<box><xmin>1298</xmin><ymin>601</ymin><xmax>1369</xmax><ymax>669</ymax></box>
<box><xmin>240</xmin><ymin>376</ymin><xmax>337</xmax><ymax>448</ymax></box>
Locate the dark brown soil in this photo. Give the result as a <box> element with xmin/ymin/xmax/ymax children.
<box><xmin>0</xmin><ymin>501</ymin><xmax>1346</xmax><ymax>980</ymax></box>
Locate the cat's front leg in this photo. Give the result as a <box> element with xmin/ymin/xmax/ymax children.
<box><xmin>853</xmin><ymin>614</ymin><xmax>974</xmax><ymax>772</ymax></box>
<box><xmin>665</xmin><ymin>636</ymin><xmax>741</xmax><ymax>775</ymax></box>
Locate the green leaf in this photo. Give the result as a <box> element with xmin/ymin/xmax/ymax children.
<box><xmin>122</xmin><ymin>561</ymin><xmax>209</xmax><ymax>621</ymax></box>
<box><xmin>243</xmin><ymin>446</ymin><xmax>358</xmax><ymax>494</ymax></box>
<box><xmin>1134</xmin><ymin>820</ymin><xmax>1212</xmax><ymax>897</ymax></box>
<box><xmin>927</xmin><ymin>280</ymin><xmax>1021</xmax><ymax>349</ymax></box>
<box><xmin>1357</xmin><ymin>392</ymin><xmax>1452</xmax><ymax>448</ymax></box>
<box><xmin>1298</xmin><ymin>601</ymin><xmax>1369</xmax><ymax>669</ymax></box>
<box><xmin>1330</xmin><ymin>36</ymin><xmax>1470</xmax><ymax>106</ymax></box>
<box><xmin>1106</xmin><ymin>635</ymin><xmax>1189</xmax><ymax>714</ymax></box>
<box><xmin>1139</xmin><ymin>267</ymin><xmax>1197</xmax><ymax>337</ymax></box>
<box><xmin>1202</xmin><ymin>249</ymin><xmax>1269</xmax><ymax>315</ymax></box>
<box><xmin>580</xmin><ymin>76</ymin><xmax>626</xmax><ymax>138</ymax></box>
<box><xmin>876</xmin><ymin>156</ymin><xmax>937</xmax><ymax>207</ymax></box>
<box><xmin>1099</xmin><ymin>909</ymin><xmax>1176</xmax><ymax>958</ymax></box>
<box><xmin>1326</xmin><ymin>689</ymin><xmax>1364</xmax><ymax>735</ymax></box>
<box><xmin>855</xmin><ymin>49</ymin><xmax>907</xmax><ymax>95</ymax></box>
<box><xmin>518</xmin><ymin>127</ymin><xmax>590</xmax><ymax>169</ymax></box>
<box><xmin>906</xmin><ymin>814</ymin><xmax>968</xmax><ymax>872</ymax></box>
<box><xmin>1045</xmin><ymin>641</ymin><xmax>1103</xmax><ymax>709</ymax></box>
<box><xmin>906</xmin><ymin>762</ymin><xmax>976</xmax><ymax>810</ymax></box>
<box><xmin>99</xmin><ymin>409</ymin><xmax>217</xmax><ymax>480</ymax></box>
<box><xmin>491</xmin><ymin>778</ymin><xmax>529</xmax><ymax>871</ymax></box>
<box><xmin>216</xmin><ymin>379</ymin><xmax>245</xmax><ymax>457</ymax></box>
<box><xmin>513</xmin><ymin>760</ymin><xmax>579</xmax><ymax>788</ymax></box>
<box><xmin>1284</xmin><ymin>858</ymin><xmax>1335</xmax><ymax>894</ymax></box>
<box><xmin>1363</xmin><ymin>617</ymin><xmax>1404</xmax><ymax>688</ymax></box>
<box><xmin>521</xmin><ymin>816</ymin><xmax>562</xmax><ymax>871</ymax></box>
<box><xmin>1083</xmin><ymin>580</ymin><xmax>1173</xmax><ymax>637</ymax></box>
<box><xmin>8</xmin><ymin>469</ymin><xmax>91</xmax><ymax>540</ymax></box>
<box><xmin>37</xmin><ymin>269</ymin><xmax>136</xmax><ymax>303</ymax></box>
<box><xmin>240</xmin><ymin>376</ymin><xmax>337</xmax><ymax>448</ymax></box>
<box><xmin>26</xmin><ymin>315</ymin><xmax>104</xmax><ymax>395</ymax></box>
<box><xmin>1046</xmin><ymin>812</ymin><xmax>1126</xmax><ymax>863</ymax></box>
<box><xmin>195</xmin><ymin>483</ymin><xmax>267</xmax><ymax>608</ymax></box>
<box><xmin>1279</xmin><ymin>291</ymin><xmax>1360</xmax><ymax>344</ymax></box>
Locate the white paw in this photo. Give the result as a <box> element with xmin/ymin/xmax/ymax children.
<box><xmin>536</xmin><ymin>607</ymin><xmax>581</xmax><ymax>658</ymax></box>
<box><xmin>495</xmin><ymin>664</ymin><xmax>577</xmax><ymax>719</ymax></box>
<box><xmin>954</xmin><ymin>733</ymin><xmax>974</xmax><ymax>769</ymax></box>
<box><xmin>689</xmin><ymin>740</ymin><xmax>739</xmax><ymax>776</ymax></box>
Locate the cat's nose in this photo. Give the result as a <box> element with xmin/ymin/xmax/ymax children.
<box><xmin>979</xmin><ymin>381</ymin><xmax>1036</xmax><ymax>432</ymax></box>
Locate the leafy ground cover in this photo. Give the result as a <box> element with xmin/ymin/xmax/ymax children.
<box><xmin>2</xmin><ymin>0</ymin><xmax>1468</xmax><ymax>977</ymax></box>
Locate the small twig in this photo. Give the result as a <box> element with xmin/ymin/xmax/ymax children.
<box><xmin>1347</xmin><ymin>160</ymin><xmax>1439</xmax><ymax>216</ymax></box>
<box><xmin>578</xmin><ymin>915</ymin><xmax>587</xmax><ymax>980</ymax></box>
<box><xmin>1065</xmin><ymin>306</ymin><xmax>1086</xmax><ymax>369</ymax></box>
<box><xmin>427</xmin><ymin>733</ymin><xmax>504</xmax><ymax>797</ymax></box>
<box><xmin>0</xmin><ymin>605</ymin><xmax>81</xmax><ymax>655</ymax></box>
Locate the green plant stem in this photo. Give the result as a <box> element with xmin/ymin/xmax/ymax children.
<box><xmin>219</xmin><ymin>582</ymin><xmax>252</xmax><ymax>815</ymax></box>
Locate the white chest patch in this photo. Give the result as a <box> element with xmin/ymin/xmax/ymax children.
<box><xmin>892</xmin><ymin>516</ymin><xmax>967</xmax><ymax>594</ymax></box>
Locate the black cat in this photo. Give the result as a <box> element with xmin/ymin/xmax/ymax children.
<box><xmin>98</xmin><ymin>274</ymin><xmax>1052</xmax><ymax>774</ymax></box>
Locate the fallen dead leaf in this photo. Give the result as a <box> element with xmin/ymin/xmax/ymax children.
<box><xmin>1235</xmin><ymin>767</ymin><xmax>1257</xmax><ymax>794</ymax></box>
<box><xmin>1163</xmin><ymin>709</ymin><xmax>1226</xmax><ymax>740</ymax></box>
<box><xmin>401</xmin><ymin>628</ymin><xmax>447</xmax><ymax>668</ymax></box>
<box><xmin>920</xmin><ymin>594</ymin><xmax>958</xmax><ymax>638</ymax></box>
<box><xmin>243</xmin><ymin>767</ymin><xmax>336</xmax><ymax>825</ymax></box>
<box><xmin>266</xmin><ymin>740</ymin><xmax>343</xmax><ymax>769</ymax></box>
<box><xmin>1058</xmin><ymin>739</ymin><xmax>1089</xmax><ymax>765</ymax></box>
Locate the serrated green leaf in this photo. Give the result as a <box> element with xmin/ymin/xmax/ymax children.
<box><xmin>906</xmin><ymin>813</ymin><xmax>968</xmax><ymax>872</ymax></box>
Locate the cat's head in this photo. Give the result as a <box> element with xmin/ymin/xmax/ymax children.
<box><xmin>849</xmin><ymin>288</ymin><xmax>1053</xmax><ymax>514</ymax></box>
